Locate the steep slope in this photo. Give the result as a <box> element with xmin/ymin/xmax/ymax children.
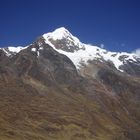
<box><xmin>0</xmin><ymin>27</ymin><xmax>140</xmax><ymax>140</ymax></box>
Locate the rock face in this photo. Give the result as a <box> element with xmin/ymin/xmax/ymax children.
<box><xmin>0</xmin><ymin>27</ymin><xmax>140</xmax><ymax>140</ymax></box>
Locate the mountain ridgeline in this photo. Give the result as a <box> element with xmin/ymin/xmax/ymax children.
<box><xmin>0</xmin><ymin>27</ymin><xmax>140</xmax><ymax>140</ymax></box>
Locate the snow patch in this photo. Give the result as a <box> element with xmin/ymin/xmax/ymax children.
<box><xmin>31</xmin><ymin>48</ymin><xmax>36</xmax><ymax>52</ymax></box>
<box><xmin>39</xmin><ymin>46</ymin><xmax>43</xmax><ymax>50</ymax></box>
<box><xmin>2</xmin><ymin>49</ymin><xmax>11</xmax><ymax>56</ymax></box>
<box><xmin>1</xmin><ymin>46</ymin><xmax>27</xmax><ymax>56</ymax></box>
<box><xmin>31</xmin><ymin>47</ymin><xmax>40</xmax><ymax>57</ymax></box>
<box><xmin>8</xmin><ymin>46</ymin><xmax>24</xmax><ymax>53</ymax></box>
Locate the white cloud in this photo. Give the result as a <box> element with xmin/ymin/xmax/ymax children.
<box><xmin>100</xmin><ymin>43</ymin><xmax>104</xmax><ymax>49</ymax></box>
<box><xmin>133</xmin><ymin>48</ymin><xmax>140</xmax><ymax>56</ymax></box>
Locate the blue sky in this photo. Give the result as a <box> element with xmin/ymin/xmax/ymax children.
<box><xmin>0</xmin><ymin>0</ymin><xmax>140</xmax><ymax>53</ymax></box>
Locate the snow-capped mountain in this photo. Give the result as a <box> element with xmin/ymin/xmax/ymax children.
<box><xmin>1</xmin><ymin>46</ymin><xmax>27</xmax><ymax>56</ymax></box>
<box><xmin>43</xmin><ymin>27</ymin><xmax>140</xmax><ymax>72</ymax></box>
<box><xmin>0</xmin><ymin>27</ymin><xmax>140</xmax><ymax>140</ymax></box>
<box><xmin>1</xmin><ymin>27</ymin><xmax>140</xmax><ymax>75</ymax></box>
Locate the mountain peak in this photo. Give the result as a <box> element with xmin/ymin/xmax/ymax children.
<box><xmin>54</xmin><ymin>27</ymin><xmax>69</xmax><ymax>33</ymax></box>
<box><xmin>43</xmin><ymin>27</ymin><xmax>84</xmax><ymax>52</ymax></box>
<box><xmin>43</xmin><ymin>27</ymin><xmax>73</xmax><ymax>40</ymax></box>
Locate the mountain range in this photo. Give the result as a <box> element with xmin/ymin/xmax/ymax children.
<box><xmin>0</xmin><ymin>27</ymin><xmax>140</xmax><ymax>140</ymax></box>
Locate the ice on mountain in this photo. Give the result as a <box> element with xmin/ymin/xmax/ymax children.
<box><xmin>43</xmin><ymin>27</ymin><xmax>139</xmax><ymax>72</ymax></box>
<box><xmin>31</xmin><ymin>48</ymin><xmax>36</xmax><ymax>52</ymax></box>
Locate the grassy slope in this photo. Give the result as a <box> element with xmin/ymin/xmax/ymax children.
<box><xmin>0</xmin><ymin>75</ymin><xmax>139</xmax><ymax>140</ymax></box>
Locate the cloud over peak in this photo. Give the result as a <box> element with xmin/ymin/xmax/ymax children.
<box><xmin>133</xmin><ymin>48</ymin><xmax>140</xmax><ymax>56</ymax></box>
